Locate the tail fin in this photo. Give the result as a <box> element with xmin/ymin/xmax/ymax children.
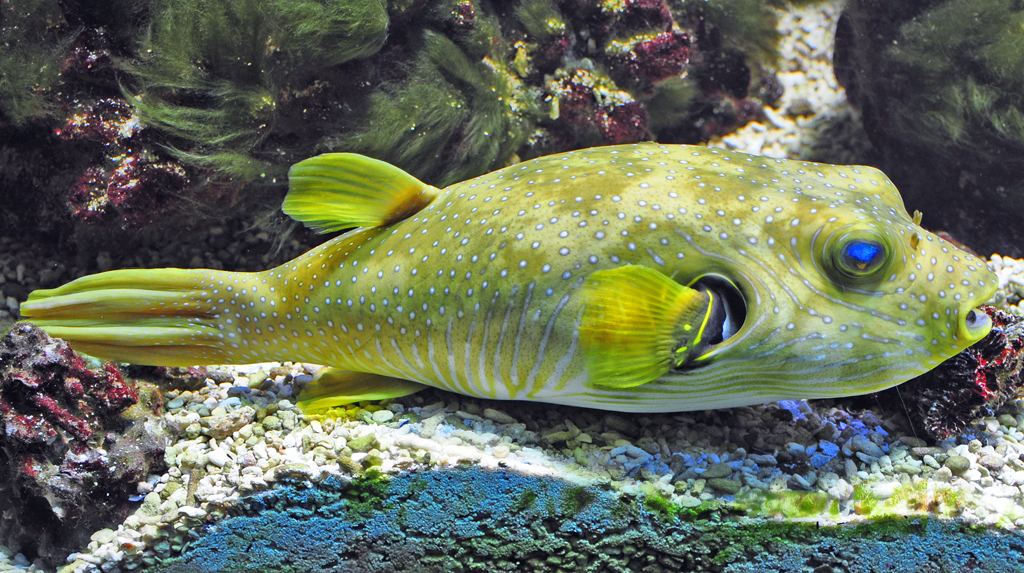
<box><xmin>20</xmin><ymin>268</ymin><xmax>239</xmax><ymax>366</ymax></box>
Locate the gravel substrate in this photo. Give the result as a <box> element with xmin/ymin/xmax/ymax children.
<box><xmin>4</xmin><ymin>1</ymin><xmax>1024</xmax><ymax>571</ymax></box>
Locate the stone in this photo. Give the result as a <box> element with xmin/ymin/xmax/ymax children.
<box><xmin>944</xmin><ymin>455</ymin><xmax>971</xmax><ymax>475</ymax></box>
<box><xmin>372</xmin><ymin>410</ymin><xmax>395</xmax><ymax>424</ymax></box>
<box><xmin>348</xmin><ymin>433</ymin><xmax>380</xmax><ymax>453</ymax></box>
<box><xmin>204</xmin><ymin>406</ymin><xmax>256</xmax><ymax>439</ymax></box>
<box><xmin>261</xmin><ymin>415</ymin><xmax>282</xmax><ymax>431</ymax></box>
<box><xmin>898</xmin><ymin>436</ymin><xmax>927</xmax><ymax>448</ymax></box>
<box><xmin>677</xmin><ymin>495</ymin><xmax>702</xmax><ymax>508</ymax></box>
<box><xmin>483</xmin><ymin>408</ymin><xmax>517</xmax><ymax>424</ymax></box>
<box><xmin>707</xmin><ymin>478</ymin><xmax>741</xmax><ymax>494</ymax></box>
<box><xmin>702</xmin><ymin>462</ymin><xmax>733</xmax><ymax>479</ymax></box>
<box><xmin>979</xmin><ymin>454</ymin><xmax>1005</xmax><ymax>471</ymax></box>
<box><xmin>206</xmin><ymin>449</ymin><xmax>231</xmax><ymax>468</ymax></box>
<box><xmin>850</xmin><ymin>435</ymin><xmax>884</xmax><ymax>458</ymax></box>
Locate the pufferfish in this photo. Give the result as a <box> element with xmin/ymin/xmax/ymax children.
<box><xmin>21</xmin><ymin>143</ymin><xmax>997</xmax><ymax>412</ymax></box>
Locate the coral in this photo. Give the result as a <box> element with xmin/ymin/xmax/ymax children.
<box><xmin>0</xmin><ymin>323</ymin><xmax>178</xmax><ymax>567</ymax></box>
<box><xmin>835</xmin><ymin>0</ymin><xmax>1024</xmax><ymax>257</ymax></box>
<box><xmin>878</xmin><ymin>306</ymin><xmax>1024</xmax><ymax>440</ymax></box>
<box><xmin>546</xmin><ymin>67</ymin><xmax>652</xmax><ymax>149</ymax></box>
<box><xmin>3</xmin><ymin>0</ymin><xmax>790</xmax><ymax>234</ymax></box>
<box><xmin>143</xmin><ymin>468</ymin><xmax>1023</xmax><ymax>573</ymax></box>
<box><xmin>58</xmin><ymin>97</ymin><xmax>193</xmax><ymax>228</ymax></box>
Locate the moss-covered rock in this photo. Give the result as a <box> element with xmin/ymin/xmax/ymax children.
<box><xmin>3</xmin><ymin>0</ymin><xmax>797</xmax><ymax>237</ymax></box>
<box><xmin>144</xmin><ymin>468</ymin><xmax>1023</xmax><ymax>573</ymax></box>
<box><xmin>835</xmin><ymin>0</ymin><xmax>1024</xmax><ymax>257</ymax></box>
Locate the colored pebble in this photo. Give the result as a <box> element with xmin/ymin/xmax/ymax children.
<box><xmin>944</xmin><ymin>456</ymin><xmax>971</xmax><ymax>474</ymax></box>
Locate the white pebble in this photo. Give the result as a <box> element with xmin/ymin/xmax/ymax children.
<box><xmin>207</xmin><ymin>449</ymin><xmax>231</xmax><ymax>468</ymax></box>
<box><xmin>372</xmin><ymin>410</ymin><xmax>395</xmax><ymax>424</ymax></box>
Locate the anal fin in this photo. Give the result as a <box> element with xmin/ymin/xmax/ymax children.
<box><xmin>297</xmin><ymin>368</ymin><xmax>427</xmax><ymax>412</ymax></box>
<box><xmin>580</xmin><ymin>265</ymin><xmax>715</xmax><ymax>388</ymax></box>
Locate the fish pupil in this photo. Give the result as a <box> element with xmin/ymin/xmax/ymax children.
<box><xmin>842</xmin><ymin>240</ymin><xmax>883</xmax><ymax>272</ymax></box>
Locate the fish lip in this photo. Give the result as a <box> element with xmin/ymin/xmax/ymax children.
<box><xmin>959</xmin><ymin>304</ymin><xmax>992</xmax><ymax>343</ymax></box>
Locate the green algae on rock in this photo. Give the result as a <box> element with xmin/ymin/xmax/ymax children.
<box><xmin>136</xmin><ymin>468</ymin><xmax>1024</xmax><ymax>573</ymax></box>
<box><xmin>835</xmin><ymin>0</ymin><xmax>1024</xmax><ymax>257</ymax></box>
<box><xmin>4</xmin><ymin>0</ymin><xmax>799</xmax><ymax>234</ymax></box>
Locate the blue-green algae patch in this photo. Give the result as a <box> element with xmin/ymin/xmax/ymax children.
<box><xmin>145</xmin><ymin>468</ymin><xmax>1023</xmax><ymax>573</ymax></box>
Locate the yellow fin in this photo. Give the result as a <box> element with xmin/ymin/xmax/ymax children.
<box><xmin>580</xmin><ymin>265</ymin><xmax>713</xmax><ymax>388</ymax></box>
<box><xmin>296</xmin><ymin>368</ymin><xmax>427</xmax><ymax>412</ymax></box>
<box><xmin>284</xmin><ymin>153</ymin><xmax>439</xmax><ymax>233</ymax></box>
<box><xmin>20</xmin><ymin>268</ymin><xmax>232</xmax><ymax>367</ymax></box>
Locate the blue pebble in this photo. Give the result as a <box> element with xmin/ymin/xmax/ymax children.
<box><xmin>809</xmin><ymin>453</ymin><xmax>832</xmax><ymax>469</ymax></box>
<box><xmin>819</xmin><ymin>440</ymin><xmax>840</xmax><ymax>457</ymax></box>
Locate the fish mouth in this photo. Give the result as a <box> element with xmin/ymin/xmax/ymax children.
<box><xmin>690</xmin><ymin>274</ymin><xmax>747</xmax><ymax>353</ymax></box>
<box><xmin>959</xmin><ymin>305</ymin><xmax>992</xmax><ymax>344</ymax></box>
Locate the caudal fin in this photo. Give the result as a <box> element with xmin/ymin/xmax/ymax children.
<box><xmin>20</xmin><ymin>268</ymin><xmax>239</xmax><ymax>366</ymax></box>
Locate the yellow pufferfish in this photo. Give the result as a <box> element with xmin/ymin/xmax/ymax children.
<box><xmin>21</xmin><ymin>143</ymin><xmax>997</xmax><ymax>412</ymax></box>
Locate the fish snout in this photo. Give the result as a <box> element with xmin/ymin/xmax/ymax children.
<box><xmin>959</xmin><ymin>305</ymin><xmax>992</xmax><ymax>344</ymax></box>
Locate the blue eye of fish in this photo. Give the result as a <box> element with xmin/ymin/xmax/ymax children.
<box><xmin>841</xmin><ymin>240</ymin><xmax>884</xmax><ymax>272</ymax></box>
<box><xmin>823</xmin><ymin>230</ymin><xmax>892</xmax><ymax>285</ymax></box>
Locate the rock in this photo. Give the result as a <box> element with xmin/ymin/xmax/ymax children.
<box><xmin>483</xmin><ymin>408</ymin><xmax>517</xmax><ymax>424</ymax></box>
<box><xmin>262</xmin><ymin>415</ymin><xmax>283</xmax><ymax>431</ymax></box>
<box><xmin>0</xmin><ymin>324</ymin><xmax>178</xmax><ymax>566</ymax></box>
<box><xmin>206</xmin><ymin>449</ymin><xmax>231</xmax><ymax>468</ymax></box>
<box><xmin>677</xmin><ymin>495</ymin><xmax>702</xmax><ymax>508</ymax></box>
<box><xmin>603</xmin><ymin>414</ymin><xmax>639</xmax><ymax>436</ymax></box>
<box><xmin>979</xmin><ymin>454</ymin><xmax>1005</xmax><ymax>472</ymax></box>
<box><xmin>204</xmin><ymin>406</ymin><xmax>256</xmax><ymax>439</ymax></box>
<box><xmin>372</xmin><ymin>410</ymin><xmax>395</xmax><ymax>424</ymax></box>
<box><xmin>898</xmin><ymin>436</ymin><xmax>927</xmax><ymax>448</ymax></box>
<box><xmin>348</xmin><ymin>433</ymin><xmax>380</xmax><ymax>453</ymax></box>
<box><xmin>702</xmin><ymin>462</ymin><xmax>733</xmax><ymax>479</ymax></box>
<box><xmin>707</xmin><ymin>478</ymin><xmax>741</xmax><ymax>494</ymax></box>
<box><xmin>944</xmin><ymin>455</ymin><xmax>971</xmax><ymax>475</ymax></box>
<box><xmin>850</xmin><ymin>435</ymin><xmax>884</xmax><ymax>458</ymax></box>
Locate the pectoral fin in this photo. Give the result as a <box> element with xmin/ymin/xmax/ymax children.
<box><xmin>297</xmin><ymin>368</ymin><xmax>428</xmax><ymax>412</ymax></box>
<box><xmin>580</xmin><ymin>265</ymin><xmax>715</xmax><ymax>388</ymax></box>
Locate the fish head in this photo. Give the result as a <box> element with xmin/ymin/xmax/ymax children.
<box><xmin>655</xmin><ymin>150</ymin><xmax>997</xmax><ymax>406</ymax></box>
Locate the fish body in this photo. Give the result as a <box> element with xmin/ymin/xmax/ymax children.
<box><xmin>22</xmin><ymin>143</ymin><xmax>997</xmax><ymax>412</ymax></box>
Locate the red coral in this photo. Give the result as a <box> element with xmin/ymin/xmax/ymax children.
<box><xmin>596</xmin><ymin>100</ymin><xmax>650</xmax><ymax>144</ymax></box>
<box><xmin>0</xmin><ymin>323</ymin><xmax>175</xmax><ymax>527</ymax></box>
<box><xmin>56</xmin><ymin>96</ymin><xmax>193</xmax><ymax>228</ymax></box>
<box><xmin>65</xmin><ymin>150</ymin><xmax>190</xmax><ymax>228</ymax></box>
<box><xmin>56</xmin><ymin>98</ymin><xmax>140</xmax><ymax>147</ymax></box>
<box><xmin>623</xmin><ymin>0</ymin><xmax>673</xmax><ymax>31</ymax></box>
<box><xmin>67</xmin><ymin>165</ymin><xmax>112</xmax><ymax>224</ymax></box>
<box><xmin>630</xmin><ymin>31</ymin><xmax>690</xmax><ymax>82</ymax></box>
<box><xmin>553</xmin><ymin>69</ymin><xmax>652</xmax><ymax>146</ymax></box>
<box><xmin>877</xmin><ymin>307</ymin><xmax>1024</xmax><ymax>439</ymax></box>
<box><xmin>608</xmin><ymin>31</ymin><xmax>690</xmax><ymax>85</ymax></box>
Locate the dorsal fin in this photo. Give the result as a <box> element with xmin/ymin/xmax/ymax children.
<box><xmin>284</xmin><ymin>153</ymin><xmax>439</xmax><ymax>233</ymax></box>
